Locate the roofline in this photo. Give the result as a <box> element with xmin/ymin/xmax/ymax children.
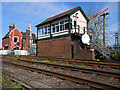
<box><xmin>35</xmin><ymin>6</ymin><xmax>89</xmax><ymax>27</ymax></box>
<box><xmin>9</xmin><ymin>27</ymin><xmax>23</xmax><ymax>37</ymax></box>
<box><xmin>69</xmin><ymin>7</ymin><xmax>89</xmax><ymax>21</ymax></box>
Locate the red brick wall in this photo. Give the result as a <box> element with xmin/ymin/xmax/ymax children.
<box><xmin>22</xmin><ymin>39</ymin><xmax>30</xmax><ymax>50</ymax></box>
<box><xmin>73</xmin><ymin>40</ymin><xmax>94</xmax><ymax>59</ymax></box>
<box><xmin>37</xmin><ymin>36</ymin><xmax>95</xmax><ymax>59</ymax></box>
<box><xmin>2</xmin><ymin>38</ymin><xmax>9</xmax><ymax>49</ymax></box>
<box><xmin>37</xmin><ymin>36</ymin><xmax>71</xmax><ymax>58</ymax></box>
<box><xmin>9</xmin><ymin>28</ymin><xmax>22</xmax><ymax>50</ymax></box>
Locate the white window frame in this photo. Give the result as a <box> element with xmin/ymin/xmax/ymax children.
<box><xmin>52</xmin><ymin>19</ymin><xmax>69</xmax><ymax>34</ymax></box>
<box><xmin>38</xmin><ymin>24</ymin><xmax>50</xmax><ymax>37</ymax></box>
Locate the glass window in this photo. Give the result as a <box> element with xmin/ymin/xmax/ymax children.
<box><xmin>65</xmin><ymin>19</ymin><xmax>68</xmax><ymax>30</ymax></box>
<box><xmin>48</xmin><ymin>25</ymin><xmax>50</xmax><ymax>34</ymax></box>
<box><xmin>52</xmin><ymin>24</ymin><xmax>55</xmax><ymax>33</ymax></box>
<box><xmin>65</xmin><ymin>23</ymin><xmax>68</xmax><ymax>30</ymax></box>
<box><xmin>56</xmin><ymin>23</ymin><xmax>59</xmax><ymax>32</ymax></box>
<box><xmin>45</xmin><ymin>26</ymin><xmax>47</xmax><ymax>34</ymax></box>
<box><xmin>42</xmin><ymin>28</ymin><xmax>44</xmax><ymax>35</ymax></box>
<box><xmin>39</xmin><ymin>28</ymin><xmax>42</xmax><ymax>36</ymax></box>
<box><xmin>60</xmin><ymin>21</ymin><xmax>64</xmax><ymax>31</ymax></box>
<box><xmin>14</xmin><ymin>37</ymin><xmax>18</xmax><ymax>42</ymax></box>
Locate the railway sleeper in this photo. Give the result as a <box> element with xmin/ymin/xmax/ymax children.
<box><xmin>3</xmin><ymin>61</ymin><xmax>120</xmax><ymax>89</ymax></box>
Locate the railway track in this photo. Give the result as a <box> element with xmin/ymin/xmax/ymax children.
<box><xmin>3</xmin><ymin>61</ymin><xmax>120</xmax><ymax>89</ymax></box>
<box><xmin>2</xmin><ymin>57</ymin><xmax>120</xmax><ymax>78</ymax></box>
<box><xmin>3</xmin><ymin>69</ymin><xmax>52</xmax><ymax>88</ymax></box>
<box><xmin>13</xmin><ymin>56</ymin><xmax>120</xmax><ymax>69</ymax></box>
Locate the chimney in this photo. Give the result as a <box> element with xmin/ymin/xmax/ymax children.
<box><xmin>9</xmin><ymin>24</ymin><xmax>15</xmax><ymax>32</ymax></box>
<box><xmin>26</xmin><ymin>27</ymin><xmax>30</xmax><ymax>36</ymax></box>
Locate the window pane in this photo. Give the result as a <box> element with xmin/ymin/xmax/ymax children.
<box><xmin>45</xmin><ymin>27</ymin><xmax>47</xmax><ymax>34</ymax></box>
<box><xmin>60</xmin><ymin>21</ymin><xmax>64</xmax><ymax>31</ymax></box>
<box><xmin>14</xmin><ymin>37</ymin><xmax>17</xmax><ymax>42</ymax></box>
<box><xmin>60</xmin><ymin>21</ymin><xmax>64</xmax><ymax>24</ymax></box>
<box><xmin>52</xmin><ymin>24</ymin><xmax>55</xmax><ymax>33</ymax></box>
<box><xmin>56</xmin><ymin>25</ymin><xmax>59</xmax><ymax>32</ymax></box>
<box><xmin>53</xmin><ymin>27</ymin><xmax>55</xmax><ymax>33</ymax></box>
<box><xmin>52</xmin><ymin>24</ymin><xmax>55</xmax><ymax>26</ymax></box>
<box><xmin>42</xmin><ymin>28</ymin><xmax>44</xmax><ymax>34</ymax></box>
<box><xmin>39</xmin><ymin>28</ymin><xmax>42</xmax><ymax>36</ymax></box>
<box><xmin>60</xmin><ymin>25</ymin><xmax>64</xmax><ymax>31</ymax></box>
<box><xmin>48</xmin><ymin>26</ymin><xmax>50</xmax><ymax>34</ymax></box>
<box><xmin>65</xmin><ymin>23</ymin><xmax>68</xmax><ymax>30</ymax></box>
<box><xmin>56</xmin><ymin>23</ymin><xmax>59</xmax><ymax>25</ymax></box>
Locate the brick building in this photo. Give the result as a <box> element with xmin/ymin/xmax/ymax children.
<box><xmin>2</xmin><ymin>24</ymin><xmax>37</xmax><ymax>50</ymax></box>
<box><xmin>35</xmin><ymin>6</ymin><xmax>95</xmax><ymax>59</ymax></box>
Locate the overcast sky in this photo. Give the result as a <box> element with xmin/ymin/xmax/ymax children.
<box><xmin>0</xmin><ymin>0</ymin><xmax>119</xmax><ymax>48</ymax></box>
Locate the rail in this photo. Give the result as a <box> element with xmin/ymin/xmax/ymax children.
<box><xmin>3</xmin><ymin>61</ymin><xmax>120</xmax><ymax>89</ymax></box>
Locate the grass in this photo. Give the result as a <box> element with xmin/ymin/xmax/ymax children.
<box><xmin>2</xmin><ymin>75</ymin><xmax>23</xmax><ymax>89</ymax></box>
<box><xmin>5</xmin><ymin>56</ymin><xmax>92</xmax><ymax>69</ymax></box>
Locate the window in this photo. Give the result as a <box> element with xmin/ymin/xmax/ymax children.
<box><xmin>56</xmin><ymin>23</ymin><xmax>59</xmax><ymax>32</ymax></box>
<box><xmin>38</xmin><ymin>25</ymin><xmax>51</xmax><ymax>37</ymax></box>
<box><xmin>65</xmin><ymin>19</ymin><xmax>68</xmax><ymax>30</ymax></box>
<box><xmin>60</xmin><ymin>21</ymin><xmax>64</xmax><ymax>31</ymax></box>
<box><xmin>14</xmin><ymin>37</ymin><xmax>18</xmax><ymax>42</ymax></box>
<box><xmin>48</xmin><ymin>25</ymin><xmax>50</xmax><ymax>34</ymax></box>
<box><xmin>42</xmin><ymin>28</ymin><xmax>44</xmax><ymax>35</ymax></box>
<box><xmin>45</xmin><ymin>26</ymin><xmax>47</xmax><ymax>34</ymax></box>
<box><xmin>52</xmin><ymin>24</ymin><xmax>55</xmax><ymax>33</ymax></box>
<box><xmin>39</xmin><ymin>28</ymin><xmax>42</xmax><ymax>36</ymax></box>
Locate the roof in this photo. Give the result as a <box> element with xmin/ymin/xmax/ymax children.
<box><xmin>2</xmin><ymin>32</ymin><xmax>10</xmax><ymax>39</ymax></box>
<box><xmin>35</xmin><ymin>6</ymin><xmax>89</xmax><ymax>27</ymax></box>
<box><xmin>21</xmin><ymin>32</ymin><xmax>26</xmax><ymax>39</ymax></box>
<box><xmin>21</xmin><ymin>32</ymin><xmax>37</xmax><ymax>40</ymax></box>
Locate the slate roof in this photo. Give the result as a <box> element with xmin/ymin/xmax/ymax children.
<box><xmin>21</xmin><ymin>32</ymin><xmax>26</xmax><ymax>39</ymax></box>
<box><xmin>2</xmin><ymin>32</ymin><xmax>10</xmax><ymax>39</ymax></box>
<box><xmin>21</xmin><ymin>32</ymin><xmax>37</xmax><ymax>40</ymax></box>
<box><xmin>35</xmin><ymin>6</ymin><xmax>89</xmax><ymax>27</ymax></box>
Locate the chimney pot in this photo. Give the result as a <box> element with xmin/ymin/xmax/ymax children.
<box><xmin>9</xmin><ymin>24</ymin><xmax>15</xmax><ymax>32</ymax></box>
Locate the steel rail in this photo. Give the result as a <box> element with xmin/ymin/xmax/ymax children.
<box><xmin>3</xmin><ymin>61</ymin><xmax>120</xmax><ymax>89</ymax></box>
<box><xmin>7</xmin><ymin>56</ymin><xmax>120</xmax><ymax>69</ymax></box>
<box><xmin>3</xmin><ymin>69</ymin><xmax>52</xmax><ymax>88</ymax></box>
<box><xmin>16</xmin><ymin>56</ymin><xmax>120</xmax><ymax>66</ymax></box>
<box><xmin>18</xmin><ymin>55</ymin><xmax>120</xmax><ymax>64</ymax></box>
<box><xmin>3</xmin><ymin>70</ymin><xmax>36</xmax><ymax>88</ymax></box>
<box><xmin>3</xmin><ymin>58</ymin><xmax>120</xmax><ymax>77</ymax></box>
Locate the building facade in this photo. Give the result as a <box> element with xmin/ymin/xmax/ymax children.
<box><xmin>2</xmin><ymin>24</ymin><xmax>37</xmax><ymax>50</ymax></box>
<box><xmin>36</xmin><ymin>6</ymin><xmax>95</xmax><ymax>59</ymax></box>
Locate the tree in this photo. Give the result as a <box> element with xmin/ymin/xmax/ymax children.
<box><xmin>87</xmin><ymin>9</ymin><xmax>109</xmax><ymax>47</ymax></box>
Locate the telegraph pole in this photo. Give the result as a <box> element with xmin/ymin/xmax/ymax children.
<box><xmin>115</xmin><ymin>33</ymin><xmax>118</xmax><ymax>54</ymax></box>
<box><xmin>100</xmin><ymin>12</ymin><xmax>109</xmax><ymax>47</ymax></box>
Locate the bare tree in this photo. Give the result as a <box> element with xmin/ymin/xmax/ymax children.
<box><xmin>87</xmin><ymin>9</ymin><xmax>103</xmax><ymax>47</ymax></box>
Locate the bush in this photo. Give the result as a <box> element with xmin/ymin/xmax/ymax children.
<box><xmin>112</xmin><ymin>54</ymin><xmax>120</xmax><ymax>60</ymax></box>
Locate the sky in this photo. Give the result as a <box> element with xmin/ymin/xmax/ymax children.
<box><xmin>0</xmin><ymin>0</ymin><xmax>119</xmax><ymax>48</ymax></box>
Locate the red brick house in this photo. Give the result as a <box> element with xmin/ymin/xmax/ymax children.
<box><xmin>2</xmin><ymin>24</ymin><xmax>37</xmax><ymax>50</ymax></box>
<box><xmin>35</xmin><ymin>6</ymin><xmax>95</xmax><ymax>59</ymax></box>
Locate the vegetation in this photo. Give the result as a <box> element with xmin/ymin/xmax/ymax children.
<box><xmin>5</xmin><ymin>56</ymin><xmax>92</xmax><ymax>69</ymax></box>
<box><xmin>2</xmin><ymin>75</ymin><xmax>23</xmax><ymax>89</ymax></box>
<box><xmin>112</xmin><ymin>54</ymin><xmax>120</xmax><ymax>60</ymax></box>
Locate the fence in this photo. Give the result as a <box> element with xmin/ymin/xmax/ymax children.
<box><xmin>0</xmin><ymin>50</ymin><xmax>30</xmax><ymax>55</ymax></box>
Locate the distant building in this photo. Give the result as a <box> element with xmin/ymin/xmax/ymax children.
<box><xmin>2</xmin><ymin>24</ymin><xmax>37</xmax><ymax>50</ymax></box>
